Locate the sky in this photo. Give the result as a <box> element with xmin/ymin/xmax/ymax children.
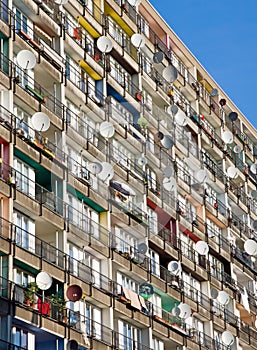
<box><xmin>148</xmin><ymin>0</ymin><xmax>257</xmax><ymax>129</ymax></box>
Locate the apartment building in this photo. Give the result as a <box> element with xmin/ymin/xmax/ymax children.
<box><xmin>0</xmin><ymin>0</ymin><xmax>257</xmax><ymax>349</ymax></box>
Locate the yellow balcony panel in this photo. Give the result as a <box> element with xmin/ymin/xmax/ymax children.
<box><xmin>79</xmin><ymin>60</ymin><xmax>102</xmax><ymax>80</ymax></box>
<box><xmin>104</xmin><ymin>3</ymin><xmax>133</xmax><ymax>36</ymax></box>
<box><xmin>77</xmin><ymin>16</ymin><xmax>100</xmax><ymax>38</ymax></box>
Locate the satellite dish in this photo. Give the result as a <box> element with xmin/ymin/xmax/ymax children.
<box><xmin>244</xmin><ymin>239</ymin><xmax>257</xmax><ymax>256</ymax></box>
<box><xmin>210</xmin><ymin>287</ymin><xmax>219</xmax><ymax>299</ymax></box>
<box><xmin>219</xmin><ymin>98</ymin><xmax>226</xmax><ymax>106</ymax></box>
<box><xmin>31</xmin><ymin>112</ymin><xmax>50</xmax><ymax>132</ymax></box>
<box><xmin>163</xmin><ymin>166</ymin><xmax>173</xmax><ymax>178</ymax></box>
<box><xmin>36</xmin><ymin>271</ymin><xmax>52</xmax><ymax>290</ymax></box>
<box><xmin>162</xmin><ymin>65</ymin><xmax>178</xmax><ymax>83</ymax></box>
<box><xmin>55</xmin><ymin>0</ymin><xmax>68</xmax><ymax>4</ymax></box>
<box><xmin>138</xmin><ymin>243</ymin><xmax>148</xmax><ymax>254</ymax></box>
<box><xmin>87</xmin><ymin>162</ymin><xmax>103</xmax><ymax>175</ymax></box>
<box><xmin>138</xmin><ymin>154</ymin><xmax>147</xmax><ymax>166</ymax></box>
<box><xmin>161</xmin><ymin>135</ymin><xmax>174</xmax><ymax>149</ymax></box>
<box><xmin>228</xmin><ymin>111</ymin><xmax>238</xmax><ymax>122</ymax></box>
<box><xmin>153</xmin><ymin>51</ymin><xmax>164</xmax><ymax>64</ymax></box>
<box><xmin>131</xmin><ymin>34</ymin><xmax>145</xmax><ymax>49</ymax></box>
<box><xmin>16</xmin><ymin>50</ymin><xmax>36</xmax><ymax>70</ymax></box>
<box><xmin>210</xmin><ymin>88</ymin><xmax>218</xmax><ymax>97</ymax></box>
<box><xmin>221</xmin><ymin>331</ymin><xmax>234</xmax><ymax>346</ymax></box>
<box><xmin>99</xmin><ymin>121</ymin><xmax>115</xmax><ymax>138</ymax></box>
<box><xmin>168</xmin><ymin>261</ymin><xmax>181</xmax><ymax>276</ymax></box>
<box><xmin>137</xmin><ymin>116</ymin><xmax>148</xmax><ymax>129</ymax></box>
<box><xmin>66</xmin><ymin>285</ymin><xmax>83</xmax><ymax>302</ymax></box>
<box><xmin>227</xmin><ymin>166</ymin><xmax>239</xmax><ymax>179</ymax></box>
<box><xmin>167</xmin><ymin>104</ymin><xmax>178</xmax><ymax>116</ymax></box>
<box><xmin>156</xmin><ymin>131</ymin><xmax>164</xmax><ymax>141</ymax></box>
<box><xmin>178</xmin><ymin>303</ymin><xmax>191</xmax><ymax>319</ymax></box>
<box><xmin>222</xmin><ymin>130</ymin><xmax>233</xmax><ymax>144</ymax></box>
<box><xmin>195</xmin><ymin>169</ymin><xmax>209</xmax><ymax>183</ymax></box>
<box><xmin>97</xmin><ymin>36</ymin><xmax>113</xmax><ymax>53</ymax></box>
<box><xmin>250</xmin><ymin>164</ymin><xmax>257</xmax><ymax>174</ymax></box>
<box><xmin>251</xmin><ymin>190</ymin><xmax>257</xmax><ymax>199</ymax></box>
<box><xmin>252</xmin><ymin>220</ymin><xmax>257</xmax><ymax>230</ymax></box>
<box><xmin>172</xmin><ymin>306</ymin><xmax>181</xmax><ymax>317</ymax></box>
<box><xmin>195</xmin><ymin>241</ymin><xmax>209</xmax><ymax>255</ymax></box>
<box><xmin>174</xmin><ymin>110</ymin><xmax>187</xmax><ymax>126</ymax></box>
<box><xmin>98</xmin><ymin>162</ymin><xmax>114</xmax><ymax>181</ymax></box>
<box><xmin>127</xmin><ymin>0</ymin><xmax>142</xmax><ymax>5</ymax></box>
<box><xmin>139</xmin><ymin>282</ymin><xmax>153</xmax><ymax>299</ymax></box>
<box><xmin>233</xmin><ymin>145</ymin><xmax>242</xmax><ymax>154</ymax></box>
<box><xmin>67</xmin><ymin>340</ymin><xmax>78</xmax><ymax>350</ymax></box>
<box><xmin>163</xmin><ymin>177</ymin><xmax>176</xmax><ymax>192</ymax></box>
<box><xmin>217</xmin><ymin>291</ymin><xmax>230</xmax><ymax>306</ymax></box>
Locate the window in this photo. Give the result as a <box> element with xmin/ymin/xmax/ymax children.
<box><xmin>206</xmin><ymin>218</ymin><xmax>222</xmax><ymax>245</ymax></box>
<box><xmin>12</xmin><ymin>327</ymin><xmax>35</xmax><ymax>350</ymax></box>
<box><xmin>109</xmin><ymin>57</ymin><xmax>131</xmax><ymax>91</ymax></box>
<box><xmin>118</xmin><ymin>320</ymin><xmax>141</xmax><ymax>350</ymax></box>
<box><xmin>108</xmin><ymin>17</ymin><xmax>130</xmax><ymax>52</ymax></box>
<box><xmin>146</xmin><ymin>168</ymin><xmax>158</xmax><ymax>192</ymax></box>
<box><xmin>13</xmin><ymin>158</ymin><xmax>35</xmax><ymax>197</ymax></box>
<box><xmin>14</xmin><ymin>267</ymin><xmax>34</xmax><ymax>287</ymax></box>
<box><xmin>151</xmin><ymin>293</ymin><xmax>162</xmax><ymax>317</ymax></box>
<box><xmin>117</xmin><ymin>271</ymin><xmax>137</xmax><ymax>293</ymax></box>
<box><xmin>139</xmin><ymin>17</ymin><xmax>149</xmax><ymax>37</ymax></box>
<box><xmin>66</xmin><ymin>55</ymin><xmax>83</xmax><ymax>89</ymax></box>
<box><xmin>209</xmin><ymin>255</ymin><xmax>224</xmax><ymax>281</ymax></box>
<box><xmin>148</xmin><ymin>208</ymin><xmax>158</xmax><ymax>235</ymax></box>
<box><xmin>149</xmin><ymin>249</ymin><xmax>160</xmax><ymax>277</ymax></box>
<box><xmin>14</xmin><ymin>106</ymin><xmax>34</xmax><ymax>138</ymax></box>
<box><xmin>179</xmin><ymin>232</ymin><xmax>195</xmax><ymax>261</ymax></box>
<box><xmin>182</xmin><ymin>271</ymin><xmax>201</xmax><ymax>303</ymax></box>
<box><xmin>152</xmin><ymin>338</ymin><xmax>164</xmax><ymax>350</ymax></box>
<box><xmin>13</xmin><ymin>7</ymin><xmax>33</xmax><ymax>37</ymax></box>
<box><xmin>13</xmin><ymin>211</ymin><xmax>35</xmax><ymax>252</ymax></box>
<box><xmin>114</xmin><ymin>227</ymin><xmax>138</xmax><ymax>255</ymax></box>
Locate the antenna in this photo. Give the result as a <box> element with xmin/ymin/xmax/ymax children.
<box><xmin>250</xmin><ymin>164</ymin><xmax>257</xmax><ymax>174</ymax></box>
<box><xmin>195</xmin><ymin>241</ymin><xmax>209</xmax><ymax>255</ymax></box>
<box><xmin>219</xmin><ymin>98</ymin><xmax>226</xmax><ymax>106</ymax></box>
<box><xmin>210</xmin><ymin>88</ymin><xmax>218</xmax><ymax>97</ymax></box>
<box><xmin>221</xmin><ymin>331</ymin><xmax>234</xmax><ymax>346</ymax></box>
<box><xmin>139</xmin><ymin>282</ymin><xmax>153</xmax><ymax>299</ymax></box>
<box><xmin>162</xmin><ymin>65</ymin><xmax>178</xmax><ymax>83</ymax></box>
<box><xmin>167</xmin><ymin>104</ymin><xmax>178</xmax><ymax>116</ymax></box>
<box><xmin>177</xmin><ymin>303</ymin><xmax>191</xmax><ymax>319</ymax></box>
<box><xmin>217</xmin><ymin>291</ymin><xmax>230</xmax><ymax>306</ymax></box>
<box><xmin>252</xmin><ymin>220</ymin><xmax>257</xmax><ymax>230</ymax></box>
<box><xmin>97</xmin><ymin>36</ymin><xmax>113</xmax><ymax>53</ymax></box>
<box><xmin>227</xmin><ymin>166</ymin><xmax>239</xmax><ymax>179</ymax></box>
<box><xmin>98</xmin><ymin>162</ymin><xmax>114</xmax><ymax>182</ymax></box>
<box><xmin>153</xmin><ymin>51</ymin><xmax>164</xmax><ymax>64</ymax></box>
<box><xmin>55</xmin><ymin>0</ymin><xmax>68</xmax><ymax>4</ymax></box>
<box><xmin>160</xmin><ymin>135</ymin><xmax>174</xmax><ymax>149</ymax></box>
<box><xmin>174</xmin><ymin>109</ymin><xmax>187</xmax><ymax>126</ymax></box>
<box><xmin>163</xmin><ymin>166</ymin><xmax>173</xmax><ymax>178</ymax></box>
<box><xmin>36</xmin><ymin>271</ymin><xmax>53</xmax><ymax>290</ymax></box>
<box><xmin>251</xmin><ymin>190</ymin><xmax>257</xmax><ymax>199</ymax></box>
<box><xmin>210</xmin><ymin>287</ymin><xmax>219</xmax><ymax>299</ymax></box>
<box><xmin>67</xmin><ymin>340</ymin><xmax>78</xmax><ymax>350</ymax></box>
<box><xmin>127</xmin><ymin>0</ymin><xmax>142</xmax><ymax>6</ymax></box>
<box><xmin>99</xmin><ymin>121</ymin><xmax>115</xmax><ymax>138</ymax></box>
<box><xmin>87</xmin><ymin>162</ymin><xmax>103</xmax><ymax>175</ymax></box>
<box><xmin>138</xmin><ymin>243</ymin><xmax>148</xmax><ymax>254</ymax></box>
<box><xmin>228</xmin><ymin>111</ymin><xmax>238</xmax><ymax>122</ymax></box>
<box><xmin>195</xmin><ymin>169</ymin><xmax>209</xmax><ymax>183</ymax></box>
<box><xmin>163</xmin><ymin>177</ymin><xmax>176</xmax><ymax>192</ymax></box>
<box><xmin>66</xmin><ymin>284</ymin><xmax>83</xmax><ymax>302</ymax></box>
<box><xmin>31</xmin><ymin>112</ymin><xmax>50</xmax><ymax>132</ymax></box>
<box><xmin>138</xmin><ymin>154</ymin><xmax>147</xmax><ymax>166</ymax></box>
<box><xmin>168</xmin><ymin>260</ymin><xmax>181</xmax><ymax>276</ymax></box>
<box><xmin>131</xmin><ymin>33</ymin><xmax>145</xmax><ymax>50</ymax></box>
<box><xmin>233</xmin><ymin>145</ymin><xmax>242</xmax><ymax>154</ymax></box>
<box><xmin>244</xmin><ymin>239</ymin><xmax>257</xmax><ymax>256</ymax></box>
<box><xmin>222</xmin><ymin>130</ymin><xmax>234</xmax><ymax>144</ymax></box>
<box><xmin>17</xmin><ymin>50</ymin><xmax>36</xmax><ymax>70</ymax></box>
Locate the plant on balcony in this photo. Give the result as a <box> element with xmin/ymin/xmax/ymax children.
<box><xmin>51</xmin><ymin>294</ymin><xmax>67</xmax><ymax>323</ymax></box>
<box><xmin>24</xmin><ymin>282</ymin><xmax>39</xmax><ymax>307</ymax></box>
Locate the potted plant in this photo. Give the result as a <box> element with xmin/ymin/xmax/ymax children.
<box><xmin>51</xmin><ymin>294</ymin><xmax>67</xmax><ymax>323</ymax></box>
<box><xmin>24</xmin><ymin>282</ymin><xmax>38</xmax><ymax>307</ymax></box>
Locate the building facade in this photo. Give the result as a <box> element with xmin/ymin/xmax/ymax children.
<box><xmin>0</xmin><ymin>0</ymin><xmax>256</xmax><ymax>349</ymax></box>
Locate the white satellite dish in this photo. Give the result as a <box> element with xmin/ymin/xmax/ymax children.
<box><xmin>97</xmin><ymin>36</ymin><xmax>113</xmax><ymax>53</ymax></box>
<box><xmin>227</xmin><ymin>166</ymin><xmax>239</xmax><ymax>179</ymax></box>
<box><xmin>172</xmin><ymin>306</ymin><xmax>181</xmax><ymax>317</ymax></box>
<box><xmin>167</xmin><ymin>104</ymin><xmax>178</xmax><ymax>116</ymax></box>
<box><xmin>178</xmin><ymin>303</ymin><xmax>191</xmax><ymax>319</ymax></box>
<box><xmin>217</xmin><ymin>291</ymin><xmax>230</xmax><ymax>306</ymax></box>
<box><xmin>36</xmin><ymin>271</ymin><xmax>53</xmax><ymax>290</ymax></box>
<box><xmin>17</xmin><ymin>50</ymin><xmax>36</xmax><ymax>70</ymax></box>
<box><xmin>138</xmin><ymin>154</ymin><xmax>147</xmax><ymax>166</ymax></box>
<box><xmin>221</xmin><ymin>331</ymin><xmax>234</xmax><ymax>346</ymax></box>
<box><xmin>233</xmin><ymin>145</ymin><xmax>242</xmax><ymax>154</ymax></box>
<box><xmin>55</xmin><ymin>0</ymin><xmax>68</xmax><ymax>4</ymax></box>
<box><xmin>161</xmin><ymin>135</ymin><xmax>174</xmax><ymax>149</ymax></box>
<box><xmin>99</xmin><ymin>121</ymin><xmax>115</xmax><ymax>138</ymax></box>
<box><xmin>163</xmin><ymin>177</ymin><xmax>176</xmax><ymax>192</ymax></box>
<box><xmin>222</xmin><ymin>130</ymin><xmax>234</xmax><ymax>144</ymax></box>
<box><xmin>127</xmin><ymin>0</ymin><xmax>142</xmax><ymax>5</ymax></box>
<box><xmin>210</xmin><ymin>287</ymin><xmax>219</xmax><ymax>299</ymax></box>
<box><xmin>195</xmin><ymin>169</ymin><xmax>209</xmax><ymax>183</ymax></box>
<box><xmin>244</xmin><ymin>239</ymin><xmax>257</xmax><ymax>256</ymax></box>
<box><xmin>174</xmin><ymin>110</ymin><xmax>187</xmax><ymax>126</ymax></box>
<box><xmin>131</xmin><ymin>34</ymin><xmax>145</xmax><ymax>49</ymax></box>
<box><xmin>87</xmin><ymin>162</ymin><xmax>103</xmax><ymax>175</ymax></box>
<box><xmin>251</xmin><ymin>190</ymin><xmax>257</xmax><ymax>199</ymax></box>
<box><xmin>162</xmin><ymin>65</ymin><xmax>178</xmax><ymax>83</ymax></box>
<box><xmin>153</xmin><ymin>51</ymin><xmax>164</xmax><ymax>64</ymax></box>
<box><xmin>250</xmin><ymin>164</ymin><xmax>257</xmax><ymax>174</ymax></box>
<box><xmin>168</xmin><ymin>260</ymin><xmax>181</xmax><ymax>276</ymax></box>
<box><xmin>163</xmin><ymin>166</ymin><xmax>173</xmax><ymax>178</ymax></box>
<box><xmin>138</xmin><ymin>243</ymin><xmax>148</xmax><ymax>254</ymax></box>
<box><xmin>195</xmin><ymin>241</ymin><xmax>209</xmax><ymax>255</ymax></box>
<box><xmin>31</xmin><ymin>112</ymin><xmax>50</xmax><ymax>132</ymax></box>
<box><xmin>252</xmin><ymin>220</ymin><xmax>257</xmax><ymax>230</ymax></box>
<box><xmin>98</xmin><ymin>162</ymin><xmax>114</xmax><ymax>182</ymax></box>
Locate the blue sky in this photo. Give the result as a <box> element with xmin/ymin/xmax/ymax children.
<box><xmin>148</xmin><ymin>0</ymin><xmax>257</xmax><ymax>129</ymax></box>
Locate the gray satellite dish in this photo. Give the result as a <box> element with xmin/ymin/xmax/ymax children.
<box><xmin>210</xmin><ymin>88</ymin><xmax>218</xmax><ymax>97</ymax></box>
<box><xmin>67</xmin><ymin>340</ymin><xmax>78</xmax><ymax>350</ymax></box>
<box><xmin>195</xmin><ymin>241</ymin><xmax>209</xmax><ymax>255</ymax></box>
<box><xmin>250</xmin><ymin>164</ymin><xmax>257</xmax><ymax>174</ymax></box>
<box><xmin>252</xmin><ymin>220</ymin><xmax>257</xmax><ymax>230</ymax></box>
<box><xmin>172</xmin><ymin>306</ymin><xmax>181</xmax><ymax>317</ymax></box>
<box><xmin>163</xmin><ymin>166</ymin><xmax>173</xmax><ymax>178</ymax></box>
<box><xmin>138</xmin><ymin>154</ymin><xmax>147</xmax><ymax>166</ymax></box>
<box><xmin>127</xmin><ymin>0</ymin><xmax>142</xmax><ymax>5</ymax></box>
<box><xmin>36</xmin><ymin>271</ymin><xmax>53</xmax><ymax>290</ymax></box>
<box><xmin>162</xmin><ymin>65</ymin><xmax>178</xmax><ymax>83</ymax></box>
<box><xmin>244</xmin><ymin>239</ymin><xmax>257</xmax><ymax>256</ymax></box>
<box><xmin>217</xmin><ymin>291</ymin><xmax>230</xmax><ymax>306</ymax></box>
<box><xmin>227</xmin><ymin>166</ymin><xmax>239</xmax><ymax>179</ymax></box>
<box><xmin>138</xmin><ymin>243</ymin><xmax>148</xmax><ymax>254</ymax></box>
<box><xmin>233</xmin><ymin>145</ymin><xmax>242</xmax><ymax>154</ymax></box>
<box><xmin>17</xmin><ymin>50</ymin><xmax>36</xmax><ymax>70</ymax></box>
<box><xmin>168</xmin><ymin>261</ymin><xmax>181</xmax><ymax>276</ymax></box>
<box><xmin>221</xmin><ymin>331</ymin><xmax>234</xmax><ymax>346</ymax></box>
<box><xmin>228</xmin><ymin>112</ymin><xmax>238</xmax><ymax>122</ymax></box>
<box><xmin>98</xmin><ymin>162</ymin><xmax>114</xmax><ymax>181</ymax></box>
<box><xmin>167</xmin><ymin>104</ymin><xmax>178</xmax><ymax>116</ymax></box>
<box><xmin>31</xmin><ymin>112</ymin><xmax>50</xmax><ymax>132</ymax></box>
<box><xmin>153</xmin><ymin>51</ymin><xmax>164</xmax><ymax>64</ymax></box>
<box><xmin>251</xmin><ymin>190</ymin><xmax>257</xmax><ymax>199</ymax></box>
<box><xmin>163</xmin><ymin>177</ymin><xmax>176</xmax><ymax>192</ymax></box>
<box><xmin>99</xmin><ymin>121</ymin><xmax>115</xmax><ymax>138</ymax></box>
<box><xmin>195</xmin><ymin>169</ymin><xmax>209</xmax><ymax>183</ymax></box>
<box><xmin>174</xmin><ymin>110</ymin><xmax>187</xmax><ymax>126</ymax></box>
<box><xmin>222</xmin><ymin>130</ymin><xmax>234</xmax><ymax>144</ymax></box>
<box><xmin>161</xmin><ymin>135</ymin><xmax>174</xmax><ymax>149</ymax></box>
<box><xmin>87</xmin><ymin>162</ymin><xmax>103</xmax><ymax>175</ymax></box>
<box><xmin>97</xmin><ymin>36</ymin><xmax>113</xmax><ymax>53</ymax></box>
<box><xmin>210</xmin><ymin>287</ymin><xmax>219</xmax><ymax>299</ymax></box>
<box><xmin>131</xmin><ymin>34</ymin><xmax>145</xmax><ymax>49</ymax></box>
